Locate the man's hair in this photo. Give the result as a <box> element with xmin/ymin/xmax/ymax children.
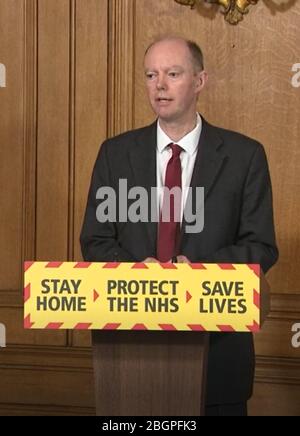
<box><xmin>186</xmin><ymin>40</ymin><xmax>204</xmax><ymax>72</ymax></box>
<box><xmin>144</xmin><ymin>36</ymin><xmax>204</xmax><ymax>72</ymax></box>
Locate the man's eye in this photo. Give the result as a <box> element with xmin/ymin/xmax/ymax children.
<box><xmin>169</xmin><ymin>72</ymin><xmax>179</xmax><ymax>78</ymax></box>
<box><xmin>146</xmin><ymin>73</ymin><xmax>156</xmax><ymax>80</ymax></box>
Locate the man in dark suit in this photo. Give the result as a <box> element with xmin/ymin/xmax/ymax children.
<box><xmin>81</xmin><ymin>36</ymin><xmax>278</xmax><ymax>416</ymax></box>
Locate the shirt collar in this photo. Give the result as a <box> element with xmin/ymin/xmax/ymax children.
<box><xmin>157</xmin><ymin>113</ymin><xmax>202</xmax><ymax>156</ymax></box>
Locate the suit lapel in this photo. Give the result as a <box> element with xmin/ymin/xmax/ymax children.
<box><xmin>128</xmin><ymin>122</ymin><xmax>158</xmax><ymax>254</ymax></box>
<box><xmin>181</xmin><ymin>119</ymin><xmax>227</xmax><ymax>241</ymax></box>
<box><xmin>190</xmin><ymin>119</ymin><xmax>226</xmax><ymax>196</ymax></box>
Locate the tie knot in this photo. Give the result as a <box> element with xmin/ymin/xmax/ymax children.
<box><xmin>170</xmin><ymin>143</ymin><xmax>182</xmax><ymax>158</ymax></box>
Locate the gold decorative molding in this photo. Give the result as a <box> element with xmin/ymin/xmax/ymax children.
<box><xmin>108</xmin><ymin>0</ymin><xmax>136</xmax><ymax>136</ymax></box>
<box><xmin>175</xmin><ymin>0</ymin><xmax>259</xmax><ymax>25</ymax></box>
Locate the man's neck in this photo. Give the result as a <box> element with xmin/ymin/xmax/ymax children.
<box><xmin>158</xmin><ymin>114</ymin><xmax>198</xmax><ymax>143</ymax></box>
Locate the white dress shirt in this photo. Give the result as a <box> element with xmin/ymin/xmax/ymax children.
<box><xmin>156</xmin><ymin>113</ymin><xmax>202</xmax><ymax>222</ymax></box>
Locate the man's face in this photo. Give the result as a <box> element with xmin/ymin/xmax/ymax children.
<box><xmin>144</xmin><ymin>40</ymin><xmax>203</xmax><ymax>124</ymax></box>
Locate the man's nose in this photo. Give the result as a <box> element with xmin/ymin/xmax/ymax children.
<box><xmin>156</xmin><ymin>75</ymin><xmax>167</xmax><ymax>90</ymax></box>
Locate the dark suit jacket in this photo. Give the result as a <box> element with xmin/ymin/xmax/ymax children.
<box><xmin>80</xmin><ymin>118</ymin><xmax>278</xmax><ymax>405</ymax></box>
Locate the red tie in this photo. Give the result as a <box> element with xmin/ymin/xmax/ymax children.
<box><xmin>157</xmin><ymin>143</ymin><xmax>183</xmax><ymax>262</ymax></box>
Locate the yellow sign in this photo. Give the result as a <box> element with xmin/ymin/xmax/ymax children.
<box><xmin>24</xmin><ymin>262</ymin><xmax>261</xmax><ymax>332</ymax></box>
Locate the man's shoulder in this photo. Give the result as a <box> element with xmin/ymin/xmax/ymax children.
<box><xmin>103</xmin><ymin>122</ymin><xmax>156</xmax><ymax>151</ymax></box>
<box><xmin>208</xmin><ymin>121</ymin><xmax>263</xmax><ymax>155</ymax></box>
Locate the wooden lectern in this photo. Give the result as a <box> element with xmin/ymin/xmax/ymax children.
<box><xmin>92</xmin><ymin>330</ymin><xmax>208</xmax><ymax>416</ymax></box>
<box><xmin>92</xmin><ymin>272</ymin><xmax>270</xmax><ymax>416</ymax></box>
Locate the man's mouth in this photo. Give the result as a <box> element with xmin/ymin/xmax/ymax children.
<box><xmin>156</xmin><ymin>97</ymin><xmax>173</xmax><ymax>102</ymax></box>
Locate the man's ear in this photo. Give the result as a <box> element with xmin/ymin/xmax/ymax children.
<box><xmin>195</xmin><ymin>70</ymin><xmax>208</xmax><ymax>93</ymax></box>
